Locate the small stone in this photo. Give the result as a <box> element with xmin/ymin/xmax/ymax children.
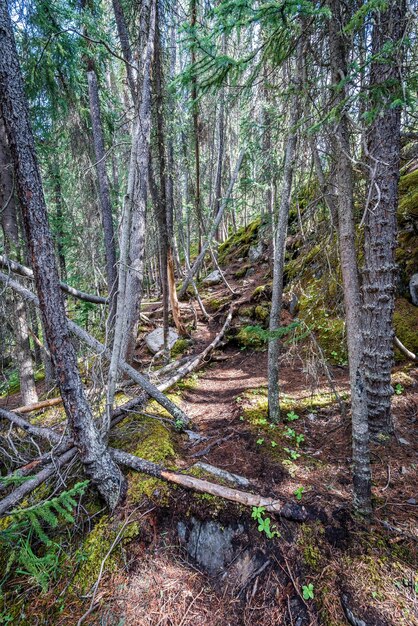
<box><xmin>400</xmin><ymin>466</ymin><xmax>407</xmax><ymax>475</ymax></box>
<box><xmin>145</xmin><ymin>327</ymin><xmax>179</xmax><ymax>354</ymax></box>
<box><xmin>246</xmin><ymin>267</ymin><xmax>255</xmax><ymax>277</ymax></box>
<box><xmin>407</xmin><ymin>498</ymin><xmax>416</xmax><ymax>505</ymax></box>
<box><xmin>307</xmin><ymin>413</ymin><xmax>316</xmax><ymax>421</ymax></box>
<box><xmin>409</xmin><ymin>273</ymin><xmax>418</xmax><ymax>306</ymax></box>
<box><xmin>202</xmin><ymin>269</ymin><xmax>222</xmax><ymax>285</ymax></box>
<box><xmin>399</xmin><ymin>437</ymin><xmax>411</xmax><ymax>446</ymax></box>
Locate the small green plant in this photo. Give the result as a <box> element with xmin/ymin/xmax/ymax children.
<box><xmin>251</xmin><ymin>506</ymin><xmax>280</xmax><ymax>539</ymax></box>
<box><xmin>294</xmin><ymin>486</ymin><xmax>305</xmax><ymax>500</ymax></box>
<box><xmin>302</xmin><ymin>583</ymin><xmax>314</xmax><ymax>600</ymax></box>
<box><xmin>256</xmin><ymin>438</ymin><xmax>264</xmax><ymax>445</ymax></box>
<box><xmin>395</xmin><ymin>383</ymin><xmax>404</xmax><ymax>395</ymax></box>
<box><xmin>271</xmin><ymin>441</ymin><xmax>278</xmax><ymax>448</ymax></box>
<box><xmin>284</xmin><ymin>448</ymin><xmax>301</xmax><ymax>461</ymax></box>
<box><xmin>286</xmin><ymin>411</ymin><xmax>299</xmax><ymax>422</ymax></box>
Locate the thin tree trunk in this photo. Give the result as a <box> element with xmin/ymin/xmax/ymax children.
<box><xmin>0</xmin><ymin>1</ymin><xmax>126</xmax><ymax>509</ymax></box>
<box><xmin>362</xmin><ymin>1</ymin><xmax>406</xmax><ymax>438</ymax></box>
<box><xmin>179</xmin><ymin>149</ymin><xmax>245</xmax><ymax>298</ymax></box>
<box><xmin>0</xmin><ymin>115</ymin><xmax>38</xmax><ymax>405</ymax></box>
<box><xmin>111</xmin><ymin>0</ymin><xmax>136</xmax><ymax>99</ymax></box>
<box><xmin>267</xmin><ymin>44</ymin><xmax>303</xmax><ymax>423</ymax></box>
<box><xmin>190</xmin><ymin>0</ymin><xmax>203</xmax><ymax>251</ymax></box>
<box><xmin>328</xmin><ymin>0</ymin><xmax>371</xmax><ymax>515</ymax></box>
<box><xmin>86</xmin><ymin>66</ymin><xmax>118</xmax><ymax>328</ymax></box>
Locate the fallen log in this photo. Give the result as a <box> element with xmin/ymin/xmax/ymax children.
<box><xmin>14</xmin><ymin>397</ymin><xmax>63</xmax><ymax>414</ymax></box>
<box><xmin>0</xmin><ymin>254</ymin><xmax>107</xmax><ymax>304</ymax></box>
<box><xmin>0</xmin><ymin>271</ymin><xmax>189</xmax><ymax>427</ymax></box>
<box><xmin>0</xmin><ymin>406</ymin><xmax>308</xmax><ymax>522</ymax></box>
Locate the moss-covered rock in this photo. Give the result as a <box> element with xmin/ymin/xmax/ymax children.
<box><xmin>206</xmin><ymin>296</ymin><xmax>230</xmax><ymax>312</ymax></box>
<box><xmin>393</xmin><ymin>298</ymin><xmax>418</xmax><ymax>361</ymax></box>
<box><xmin>218</xmin><ymin>218</ymin><xmax>261</xmax><ymax>264</ymax></box>
<box><xmin>171</xmin><ymin>338</ymin><xmax>190</xmax><ymax>358</ymax></box>
<box><xmin>235</xmin><ymin>327</ymin><xmax>266</xmax><ymax>350</ymax></box>
<box><xmin>251</xmin><ymin>283</ymin><xmax>272</xmax><ymax>302</ymax></box>
<box><xmin>255</xmin><ymin>304</ymin><xmax>270</xmax><ymax>323</ymax></box>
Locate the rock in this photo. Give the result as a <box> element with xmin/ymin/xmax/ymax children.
<box><xmin>407</xmin><ymin>497</ymin><xmax>416</xmax><ymax>505</ymax></box>
<box><xmin>178</xmin><ymin>518</ymin><xmax>244</xmax><ymax>575</ymax></box>
<box><xmin>248</xmin><ymin>241</ymin><xmax>263</xmax><ymax>262</ymax></box>
<box><xmin>145</xmin><ymin>327</ymin><xmax>178</xmax><ymax>354</ymax></box>
<box><xmin>399</xmin><ymin>437</ymin><xmax>411</xmax><ymax>446</ymax></box>
<box><xmin>246</xmin><ymin>267</ymin><xmax>255</xmax><ymax>277</ymax></box>
<box><xmin>202</xmin><ymin>269</ymin><xmax>222</xmax><ymax>285</ymax></box>
<box><xmin>341</xmin><ymin>595</ymin><xmax>368</xmax><ymax>626</ymax></box>
<box><xmin>289</xmin><ymin>293</ymin><xmax>299</xmax><ymax>316</ymax></box>
<box><xmin>410</xmin><ymin>273</ymin><xmax>418</xmax><ymax>305</ymax></box>
<box><xmin>307</xmin><ymin>413</ymin><xmax>316</xmax><ymax>422</ymax></box>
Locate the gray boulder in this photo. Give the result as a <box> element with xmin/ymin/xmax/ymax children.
<box><xmin>145</xmin><ymin>327</ymin><xmax>179</xmax><ymax>354</ymax></box>
<box><xmin>248</xmin><ymin>241</ymin><xmax>263</xmax><ymax>262</ymax></box>
<box><xmin>409</xmin><ymin>273</ymin><xmax>418</xmax><ymax>306</ymax></box>
<box><xmin>202</xmin><ymin>269</ymin><xmax>222</xmax><ymax>285</ymax></box>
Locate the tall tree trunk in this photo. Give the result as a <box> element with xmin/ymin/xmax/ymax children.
<box><xmin>0</xmin><ymin>1</ymin><xmax>125</xmax><ymax>509</ymax></box>
<box><xmin>362</xmin><ymin>1</ymin><xmax>406</xmax><ymax>438</ymax></box>
<box><xmin>106</xmin><ymin>0</ymin><xmax>156</xmax><ymax>423</ymax></box>
<box><xmin>267</xmin><ymin>48</ymin><xmax>301</xmax><ymax>423</ymax></box>
<box><xmin>328</xmin><ymin>0</ymin><xmax>371</xmax><ymax>515</ymax></box>
<box><xmin>86</xmin><ymin>65</ymin><xmax>118</xmax><ymax>329</ymax></box>
<box><xmin>0</xmin><ymin>115</ymin><xmax>38</xmax><ymax>405</ymax></box>
<box><xmin>190</xmin><ymin>0</ymin><xmax>203</xmax><ymax>251</ymax></box>
<box><xmin>111</xmin><ymin>0</ymin><xmax>136</xmax><ymax>99</ymax></box>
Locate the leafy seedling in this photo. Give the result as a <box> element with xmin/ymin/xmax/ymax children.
<box><xmin>294</xmin><ymin>486</ymin><xmax>305</xmax><ymax>500</ymax></box>
<box><xmin>302</xmin><ymin>583</ymin><xmax>314</xmax><ymax>600</ymax></box>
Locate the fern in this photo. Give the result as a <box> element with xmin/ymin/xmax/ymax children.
<box><xmin>0</xmin><ymin>481</ymin><xmax>89</xmax><ymax>592</ymax></box>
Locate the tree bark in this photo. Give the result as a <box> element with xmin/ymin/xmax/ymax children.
<box><xmin>267</xmin><ymin>46</ymin><xmax>302</xmax><ymax>423</ymax></box>
<box><xmin>0</xmin><ymin>1</ymin><xmax>126</xmax><ymax>509</ymax></box>
<box><xmin>0</xmin><ymin>115</ymin><xmax>38</xmax><ymax>405</ymax></box>
<box><xmin>86</xmin><ymin>66</ymin><xmax>118</xmax><ymax>328</ymax></box>
<box><xmin>362</xmin><ymin>1</ymin><xmax>406</xmax><ymax>438</ymax></box>
<box><xmin>328</xmin><ymin>0</ymin><xmax>371</xmax><ymax>515</ymax></box>
<box><xmin>111</xmin><ymin>0</ymin><xmax>136</xmax><ymax>99</ymax></box>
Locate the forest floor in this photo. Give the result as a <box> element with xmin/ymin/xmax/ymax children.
<box><xmin>1</xmin><ymin>261</ymin><xmax>417</xmax><ymax>626</ymax></box>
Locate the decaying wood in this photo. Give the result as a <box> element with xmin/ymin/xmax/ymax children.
<box><xmin>0</xmin><ymin>254</ymin><xmax>107</xmax><ymax>304</ymax></box>
<box><xmin>14</xmin><ymin>397</ymin><xmax>63</xmax><ymax>414</ymax></box>
<box><xmin>0</xmin><ymin>398</ymin><xmax>307</xmax><ymax>523</ymax></box>
<box><xmin>0</xmin><ymin>271</ymin><xmax>189</xmax><ymax>428</ymax></box>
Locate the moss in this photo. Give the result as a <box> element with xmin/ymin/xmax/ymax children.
<box><xmin>238</xmin><ymin>304</ymin><xmax>255</xmax><ymax>318</ymax></box>
<box><xmin>251</xmin><ymin>283</ymin><xmax>272</xmax><ymax>302</ymax></box>
<box><xmin>255</xmin><ymin>304</ymin><xmax>270</xmax><ymax>322</ymax></box>
<box><xmin>126</xmin><ymin>417</ymin><xmax>177</xmax><ymax>505</ymax></box>
<box><xmin>298</xmin><ymin>279</ymin><xmax>347</xmax><ymax>365</ymax></box>
<box><xmin>218</xmin><ymin>218</ymin><xmax>261</xmax><ymax>264</ymax></box>
<box><xmin>298</xmin><ymin>523</ymin><xmax>324</xmax><ymax>571</ymax></box>
<box><xmin>398</xmin><ymin>168</ymin><xmax>418</xmax><ymax>225</ymax></box>
<box><xmin>206</xmin><ymin>296</ymin><xmax>229</xmax><ymax>312</ymax></box>
<box><xmin>285</xmin><ymin>243</ymin><xmax>322</xmax><ymax>282</ymax></box>
<box><xmin>73</xmin><ymin>516</ymin><xmax>119</xmax><ymax>593</ymax></box>
<box><xmin>171</xmin><ymin>339</ymin><xmax>190</xmax><ymax>358</ymax></box>
<box><xmin>393</xmin><ymin>298</ymin><xmax>418</xmax><ymax>361</ymax></box>
<box><xmin>234</xmin><ymin>264</ymin><xmax>252</xmax><ymax>279</ymax></box>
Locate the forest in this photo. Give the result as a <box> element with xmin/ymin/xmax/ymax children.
<box><xmin>0</xmin><ymin>0</ymin><xmax>417</xmax><ymax>624</ymax></box>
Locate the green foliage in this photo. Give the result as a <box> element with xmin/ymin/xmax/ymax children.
<box><xmin>394</xmin><ymin>383</ymin><xmax>404</xmax><ymax>395</ymax></box>
<box><xmin>0</xmin><ymin>481</ymin><xmax>89</xmax><ymax>593</ymax></box>
<box><xmin>286</xmin><ymin>411</ymin><xmax>299</xmax><ymax>422</ymax></box>
<box><xmin>302</xmin><ymin>583</ymin><xmax>315</xmax><ymax>600</ymax></box>
<box><xmin>251</xmin><ymin>506</ymin><xmax>280</xmax><ymax>539</ymax></box>
<box><xmin>239</xmin><ymin>321</ymin><xmax>300</xmax><ymax>349</ymax></box>
<box><xmin>294</xmin><ymin>486</ymin><xmax>305</xmax><ymax>501</ymax></box>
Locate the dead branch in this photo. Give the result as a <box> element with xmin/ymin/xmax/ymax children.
<box><xmin>0</xmin><ymin>254</ymin><xmax>108</xmax><ymax>304</ymax></box>
<box><xmin>394</xmin><ymin>336</ymin><xmax>417</xmax><ymax>362</ymax></box>
<box><xmin>14</xmin><ymin>397</ymin><xmax>63</xmax><ymax>414</ymax></box>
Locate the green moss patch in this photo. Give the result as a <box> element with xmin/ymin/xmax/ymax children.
<box><xmin>393</xmin><ymin>298</ymin><xmax>418</xmax><ymax>361</ymax></box>
<box><xmin>218</xmin><ymin>218</ymin><xmax>261</xmax><ymax>264</ymax></box>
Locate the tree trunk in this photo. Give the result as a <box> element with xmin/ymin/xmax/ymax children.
<box><xmin>328</xmin><ymin>0</ymin><xmax>371</xmax><ymax>515</ymax></box>
<box><xmin>267</xmin><ymin>45</ymin><xmax>302</xmax><ymax>423</ymax></box>
<box><xmin>362</xmin><ymin>1</ymin><xmax>406</xmax><ymax>438</ymax></box>
<box><xmin>0</xmin><ymin>115</ymin><xmax>38</xmax><ymax>405</ymax></box>
<box><xmin>190</xmin><ymin>0</ymin><xmax>203</xmax><ymax>252</ymax></box>
<box><xmin>86</xmin><ymin>66</ymin><xmax>118</xmax><ymax>328</ymax></box>
<box><xmin>0</xmin><ymin>1</ymin><xmax>126</xmax><ymax>509</ymax></box>
<box><xmin>111</xmin><ymin>0</ymin><xmax>136</xmax><ymax>99</ymax></box>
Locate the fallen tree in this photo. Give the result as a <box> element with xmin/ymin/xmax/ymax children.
<box><xmin>0</xmin><ymin>406</ymin><xmax>308</xmax><ymax>522</ymax></box>
<box><xmin>0</xmin><ymin>254</ymin><xmax>108</xmax><ymax>305</ymax></box>
<box><xmin>0</xmin><ymin>270</ymin><xmax>189</xmax><ymax>427</ymax></box>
